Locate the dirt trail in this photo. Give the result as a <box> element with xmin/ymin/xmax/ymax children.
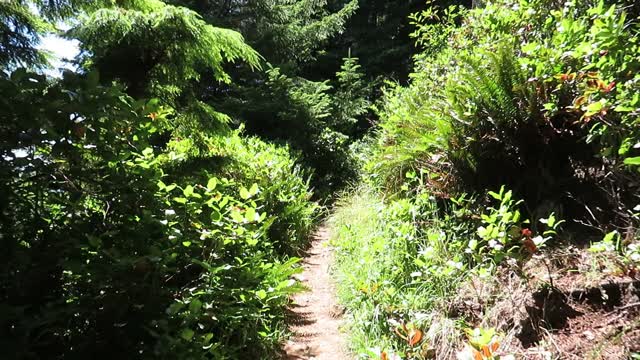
<box><xmin>282</xmin><ymin>226</ymin><xmax>349</xmax><ymax>360</ymax></box>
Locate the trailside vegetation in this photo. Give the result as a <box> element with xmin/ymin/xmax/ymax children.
<box><xmin>1</xmin><ymin>1</ymin><xmax>316</xmax><ymax>358</ymax></box>
<box><xmin>330</xmin><ymin>0</ymin><xmax>640</xmax><ymax>358</ymax></box>
<box><xmin>3</xmin><ymin>0</ymin><xmax>640</xmax><ymax>358</ymax></box>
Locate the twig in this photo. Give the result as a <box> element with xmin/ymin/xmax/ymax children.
<box><xmin>541</xmin><ymin>327</ymin><xmax>579</xmax><ymax>360</ymax></box>
<box><xmin>541</xmin><ymin>257</ymin><xmax>555</xmax><ymax>290</ymax></box>
<box><xmin>616</xmin><ymin>302</ymin><xmax>640</xmax><ymax>311</ymax></box>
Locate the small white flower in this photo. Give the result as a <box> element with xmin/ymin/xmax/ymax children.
<box><xmin>164</xmin><ymin>209</ymin><xmax>176</xmax><ymax>216</ymax></box>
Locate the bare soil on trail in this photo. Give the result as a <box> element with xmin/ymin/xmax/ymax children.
<box><xmin>282</xmin><ymin>226</ymin><xmax>349</xmax><ymax>360</ymax></box>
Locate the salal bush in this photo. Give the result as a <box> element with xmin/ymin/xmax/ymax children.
<box><xmin>206</xmin><ymin>133</ymin><xmax>317</xmax><ymax>254</ymax></box>
<box><xmin>0</xmin><ymin>70</ymin><xmax>315</xmax><ymax>359</ymax></box>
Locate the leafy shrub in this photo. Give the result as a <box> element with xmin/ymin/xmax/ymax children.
<box><xmin>332</xmin><ymin>3</ymin><xmax>640</xmax><ymax>358</ymax></box>
<box><xmin>206</xmin><ymin>132</ymin><xmax>318</xmax><ymax>254</ymax></box>
<box><xmin>0</xmin><ymin>70</ymin><xmax>316</xmax><ymax>359</ymax></box>
<box><xmin>374</xmin><ymin>0</ymin><xmax>640</xmax><ymax>231</ymax></box>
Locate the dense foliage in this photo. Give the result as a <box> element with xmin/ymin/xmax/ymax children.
<box><xmin>4</xmin><ymin>0</ymin><xmax>640</xmax><ymax>358</ymax></box>
<box><xmin>330</xmin><ymin>0</ymin><xmax>640</xmax><ymax>358</ymax></box>
<box><xmin>166</xmin><ymin>0</ymin><xmax>454</xmax><ymax>197</ymax></box>
<box><xmin>1</xmin><ymin>1</ymin><xmax>316</xmax><ymax>358</ymax></box>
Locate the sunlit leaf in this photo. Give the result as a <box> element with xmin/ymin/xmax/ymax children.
<box><xmin>256</xmin><ymin>289</ymin><xmax>267</xmax><ymax>300</ymax></box>
<box><xmin>624</xmin><ymin>156</ymin><xmax>640</xmax><ymax>165</ymax></box>
<box><xmin>239</xmin><ymin>187</ymin><xmax>250</xmax><ymax>199</ymax></box>
<box><xmin>408</xmin><ymin>328</ymin><xmax>423</xmax><ymax>346</ymax></box>
<box><xmin>207</xmin><ymin>177</ymin><xmax>217</xmax><ymax>190</ymax></box>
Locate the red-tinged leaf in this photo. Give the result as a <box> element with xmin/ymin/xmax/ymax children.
<box><xmin>394</xmin><ymin>327</ymin><xmax>407</xmax><ymax>341</ymax></box>
<box><xmin>408</xmin><ymin>328</ymin><xmax>423</xmax><ymax>346</ymax></box>
<box><xmin>380</xmin><ymin>351</ymin><xmax>388</xmax><ymax>360</ymax></box>
<box><xmin>481</xmin><ymin>345</ymin><xmax>491</xmax><ymax>357</ymax></box>
<box><xmin>603</xmin><ymin>81</ymin><xmax>616</xmax><ymax>93</ymax></box>
<box><xmin>73</xmin><ymin>124</ymin><xmax>86</xmax><ymax>138</ymax></box>
<box><xmin>490</xmin><ymin>341</ymin><xmax>500</xmax><ymax>352</ymax></box>
<box><xmin>472</xmin><ymin>349</ymin><xmax>483</xmax><ymax>360</ymax></box>
<box><xmin>523</xmin><ymin>238</ymin><xmax>537</xmax><ymax>254</ymax></box>
<box><xmin>574</xmin><ymin>96</ymin><xmax>587</xmax><ymax>107</ymax></box>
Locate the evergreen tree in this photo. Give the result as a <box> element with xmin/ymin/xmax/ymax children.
<box><xmin>315</xmin><ymin>0</ymin><xmax>472</xmax><ymax>83</ymax></box>
<box><xmin>169</xmin><ymin>0</ymin><xmax>370</xmax><ymax>195</ymax></box>
<box><xmin>170</xmin><ymin>0</ymin><xmax>357</xmax><ymax>70</ymax></box>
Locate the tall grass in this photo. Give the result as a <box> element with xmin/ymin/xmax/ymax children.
<box><xmin>329</xmin><ymin>187</ymin><xmax>467</xmax><ymax>358</ymax></box>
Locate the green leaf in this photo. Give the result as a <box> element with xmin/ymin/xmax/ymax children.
<box><xmin>180</xmin><ymin>328</ymin><xmax>195</xmax><ymax>341</ymax></box>
<box><xmin>230</xmin><ymin>210</ymin><xmax>244</xmax><ymax>223</ymax></box>
<box><xmin>182</xmin><ymin>241</ymin><xmax>192</xmax><ymax>247</ymax></box>
<box><xmin>256</xmin><ymin>289</ymin><xmax>267</xmax><ymax>300</ymax></box>
<box><xmin>87</xmin><ymin>70</ymin><xmax>100</xmax><ymax>88</ymax></box>
<box><xmin>188</xmin><ymin>299</ymin><xmax>202</xmax><ymax>313</ymax></box>
<box><xmin>88</xmin><ymin>235</ymin><xmax>102</xmax><ymax>248</ymax></box>
<box><xmin>540</xmin><ymin>213</ymin><xmax>556</xmax><ymax>228</ymax></box>
<box><xmin>521</xmin><ymin>42</ymin><xmax>538</xmax><ymax>53</ymax></box>
<box><xmin>210</xmin><ymin>210</ymin><xmax>222</xmax><ymax>222</ymax></box>
<box><xmin>602</xmin><ymin>230</ymin><xmax>618</xmax><ymax>244</ymax></box>
<box><xmin>166</xmin><ymin>302</ymin><xmax>185</xmax><ymax>315</ymax></box>
<box><xmin>183</xmin><ymin>185</ymin><xmax>194</xmax><ymax>197</ymax></box>
<box><xmin>207</xmin><ymin>177</ymin><xmax>218</xmax><ymax>190</ymax></box>
<box><xmin>249</xmin><ymin>183</ymin><xmax>259</xmax><ymax>196</ymax></box>
<box><xmin>245</xmin><ymin>207</ymin><xmax>256</xmax><ymax>222</ymax></box>
<box><xmin>619</xmin><ymin>138</ymin><xmax>633</xmax><ymax>155</ymax></box>
<box><xmin>173</xmin><ymin>197</ymin><xmax>188</xmax><ymax>204</ymax></box>
<box><xmin>165</xmin><ymin>184</ymin><xmax>177</xmax><ymax>192</ymax></box>
<box><xmin>584</xmin><ymin>100</ymin><xmax>605</xmax><ymax>116</ymax></box>
<box><xmin>239</xmin><ymin>186</ymin><xmax>251</xmax><ymax>199</ymax></box>
<box><xmin>624</xmin><ymin>156</ymin><xmax>640</xmax><ymax>165</ymax></box>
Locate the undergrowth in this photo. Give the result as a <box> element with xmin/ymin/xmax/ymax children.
<box><xmin>330</xmin><ymin>0</ymin><xmax>640</xmax><ymax>358</ymax></box>
<box><xmin>330</xmin><ymin>187</ymin><xmax>466</xmax><ymax>359</ymax></box>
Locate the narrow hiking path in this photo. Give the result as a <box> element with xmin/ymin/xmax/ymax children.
<box><xmin>283</xmin><ymin>226</ymin><xmax>349</xmax><ymax>360</ymax></box>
